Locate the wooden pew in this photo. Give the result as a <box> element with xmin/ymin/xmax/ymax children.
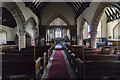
<box><xmin>66</xmin><ymin>45</ymin><xmax>116</xmax><ymax>61</ymax></box>
<box><xmin>1</xmin><ymin>45</ymin><xmax>52</xmax><ymax>79</ymax></box>
<box><xmin>1</xmin><ymin>53</ymin><xmax>35</xmax><ymax>79</ymax></box>
<box><xmin>75</xmin><ymin>58</ymin><xmax>120</xmax><ymax>79</ymax></box>
<box><xmin>84</xmin><ymin>61</ymin><xmax>120</xmax><ymax>78</ymax></box>
<box><xmin>1</xmin><ymin>45</ymin><xmax>18</xmax><ymax>51</ymax></box>
<box><xmin>35</xmin><ymin>57</ymin><xmax>41</xmax><ymax>78</ymax></box>
<box><xmin>76</xmin><ymin>58</ymin><xmax>83</xmax><ymax>79</ymax></box>
<box><xmin>66</xmin><ymin>46</ymin><xmax>120</xmax><ymax>79</ymax></box>
<box><xmin>1</xmin><ymin>48</ymin><xmax>40</xmax><ymax>79</ymax></box>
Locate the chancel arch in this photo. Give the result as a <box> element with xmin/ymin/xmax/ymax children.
<box><xmin>45</xmin><ymin>14</ymin><xmax>71</xmax><ymax>45</ymax></box>
<box><xmin>47</xmin><ymin>14</ymin><xmax>71</xmax><ymax>26</ymax></box>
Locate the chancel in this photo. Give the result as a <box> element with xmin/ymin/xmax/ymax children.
<box><xmin>0</xmin><ymin>0</ymin><xmax>120</xmax><ymax>80</ymax></box>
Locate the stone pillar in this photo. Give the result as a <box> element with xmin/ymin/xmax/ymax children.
<box><xmin>18</xmin><ymin>32</ymin><xmax>25</xmax><ymax>50</ymax></box>
<box><xmin>33</xmin><ymin>30</ymin><xmax>38</xmax><ymax>46</ymax></box>
<box><xmin>77</xmin><ymin>27</ymin><xmax>84</xmax><ymax>45</ymax></box>
<box><xmin>90</xmin><ymin>30</ymin><xmax>98</xmax><ymax>48</ymax></box>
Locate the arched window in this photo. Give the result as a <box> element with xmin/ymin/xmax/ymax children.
<box><xmin>49</xmin><ymin>17</ymin><xmax>67</xmax><ymax>26</ymax></box>
<box><xmin>55</xmin><ymin>28</ymin><xmax>62</xmax><ymax>38</ymax></box>
<box><xmin>0</xmin><ymin>30</ymin><xmax>7</xmax><ymax>45</ymax></box>
<box><xmin>113</xmin><ymin>23</ymin><xmax>120</xmax><ymax>39</ymax></box>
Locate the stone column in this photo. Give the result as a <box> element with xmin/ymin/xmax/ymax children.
<box><xmin>33</xmin><ymin>29</ymin><xmax>38</xmax><ymax>46</ymax></box>
<box><xmin>77</xmin><ymin>27</ymin><xmax>84</xmax><ymax>45</ymax></box>
<box><xmin>18</xmin><ymin>32</ymin><xmax>25</xmax><ymax>50</ymax></box>
<box><xmin>90</xmin><ymin>30</ymin><xmax>98</xmax><ymax>48</ymax></box>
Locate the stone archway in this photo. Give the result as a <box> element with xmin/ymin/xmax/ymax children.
<box><xmin>91</xmin><ymin>2</ymin><xmax>113</xmax><ymax>31</ymax></box>
<box><xmin>90</xmin><ymin>2</ymin><xmax>114</xmax><ymax>48</ymax></box>
<box><xmin>26</xmin><ymin>17</ymin><xmax>37</xmax><ymax>29</ymax></box>
<box><xmin>25</xmin><ymin>17</ymin><xmax>38</xmax><ymax>46</ymax></box>
<box><xmin>25</xmin><ymin>17</ymin><xmax>38</xmax><ymax>37</ymax></box>
<box><xmin>1</xmin><ymin>2</ymin><xmax>26</xmax><ymax>50</ymax></box>
<box><xmin>78</xmin><ymin>18</ymin><xmax>90</xmax><ymax>45</ymax></box>
<box><xmin>2</xmin><ymin>2</ymin><xmax>25</xmax><ymax>33</ymax></box>
<box><xmin>47</xmin><ymin>13</ymin><xmax>71</xmax><ymax>26</ymax></box>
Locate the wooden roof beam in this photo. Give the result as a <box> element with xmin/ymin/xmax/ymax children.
<box><xmin>105</xmin><ymin>11</ymin><xmax>111</xmax><ymax>22</ymax></box>
<box><xmin>106</xmin><ymin>8</ymin><xmax>114</xmax><ymax>20</ymax></box>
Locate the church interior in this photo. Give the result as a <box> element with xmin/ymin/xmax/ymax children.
<box><xmin>0</xmin><ymin>0</ymin><xmax>120</xmax><ymax>80</ymax></box>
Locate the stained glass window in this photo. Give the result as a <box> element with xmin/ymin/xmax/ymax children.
<box><xmin>49</xmin><ymin>17</ymin><xmax>67</xmax><ymax>26</ymax></box>
<box><xmin>55</xmin><ymin>28</ymin><xmax>62</xmax><ymax>38</ymax></box>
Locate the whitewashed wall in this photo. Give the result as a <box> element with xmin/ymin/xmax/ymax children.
<box><xmin>40</xmin><ymin>2</ymin><xmax>75</xmax><ymax>26</ymax></box>
<box><xmin>0</xmin><ymin>25</ymin><xmax>17</xmax><ymax>41</ymax></box>
<box><xmin>107</xmin><ymin>19</ymin><xmax>120</xmax><ymax>39</ymax></box>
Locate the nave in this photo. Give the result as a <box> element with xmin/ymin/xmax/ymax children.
<box><xmin>1</xmin><ymin>43</ymin><xmax>120</xmax><ymax>80</ymax></box>
<box><xmin>41</xmin><ymin>44</ymin><xmax>76</xmax><ymax>79</ymax></box>
<box><xmin>1</xmin><ymin>44</ymin><xmax>76</xmax><ymax>80</ymax></box>
<box><xmin>0</xmin><ymin>1</ymin><xmax>120</xmax><ymax>80</ymax></box>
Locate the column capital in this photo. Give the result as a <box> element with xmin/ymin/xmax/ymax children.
<box><xmin>18</xmin><ymin>31</ymin><xmax>25</xmax><ymax>36</ymax></box>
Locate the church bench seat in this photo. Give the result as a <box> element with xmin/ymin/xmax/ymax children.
<box><xmin>84</xmin><ymin>61</ymin><xmax>120</xmax><ymax>78</ymax></box>
<box><xmin>1</xmin><ymin>54</ymin><xmax>43</xmax><ymax>79</ymax></box>
<box><xmin>2</xmin><ymin>54</ymin><xmax>34</xmax><ymax>61</ymax></box>
<box><xmin>1</xmin><ymin>45</ymin><xmax>18</xmax><ymax>51</ymax></box>
<box><xmin>73</xmin><ymin>53</ymin><xmax>119</xmax><ymax>61</ymax></box>
<box><xmin>75</xmin><ymin>58</ymin><xmax>120</xmax><ymax>78</ymax></box>
<box><xmin>76</xmin><ymin>58</ymin><xmax>83</xmax><ymax>78</ymax></box>
<box><xmin>1</xmin><ymin>45</ymin><xmax>53</xmax><ymax>79</ymax></box>
<box><xmin>2</xmin><ymin>60</ymin><xmax>35</xmax><ymax>78</ymax></box>
<box><xmin>66</xmin><ymin>45</ymin><xmax>116</xmax><ymax>61</ymax></box>
<box><xmin>1</xmin><ymin>51</ymin><xmax>42</xmax><ymax>79</ymax></box>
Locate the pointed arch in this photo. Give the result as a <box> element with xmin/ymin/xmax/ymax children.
<box><xmin>47</xmin><ymin>14</ymin><xmax>71</xmax><ymax>26</ymax></box>
<box><xmin>25</xmin><ymin>31</ymin><xmax>32</xmax><ymax>39</ymax></box>
<box><xmin>2</xmin><ymin>2</ymin><xmax>25</xmax><ymax>33</ymax></box>
<box><xmin>113</xmin><ymin>22</ymin><xmax>120</xmax><ymax>39</ymax></box>
<box><xmin>26</xmin><ymin>17</ymin><xmax>37</xmax><ymax>29</ymax></box>
<box><xmin>91</xmin><ymin>2</ymin><xmax>113</xmax><ymax>31</ymax></box>
<box><xmin>81</xmin><ymin>18</ymin><xmax>90</xmax><ymax>29</ymax></box>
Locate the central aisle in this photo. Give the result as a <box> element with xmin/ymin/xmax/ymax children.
<box><xmin>47</xmin><ymin>50</ymin><xmax>70</xmax><ymax>79</ymax></box>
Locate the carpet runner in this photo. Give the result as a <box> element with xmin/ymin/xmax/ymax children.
<box><xmin>47</xmin><ymin>50</ymin><xmax>70</xmax><ymax>79</ymax></box>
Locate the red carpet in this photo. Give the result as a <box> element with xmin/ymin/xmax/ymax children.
<box><xmin>47</xmin><ymin>50</ymin><xmax>70</xmax><ymax>79</ymax></box>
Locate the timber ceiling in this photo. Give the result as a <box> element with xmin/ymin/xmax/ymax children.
<box><xmin>23</xmin><ymin>0</ymin><xmax>91</xmax><ymax>19</ymax></box>
<box><xmin>0</xmin><ymin>7</ymin><xmax>17</xmax><ymax>28</ymax></box>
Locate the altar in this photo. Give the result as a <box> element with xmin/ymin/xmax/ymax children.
<box><xmin>108</xmin><ymin>39</ymin><xmax>120</xmax><ymax>45</ymax></box>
